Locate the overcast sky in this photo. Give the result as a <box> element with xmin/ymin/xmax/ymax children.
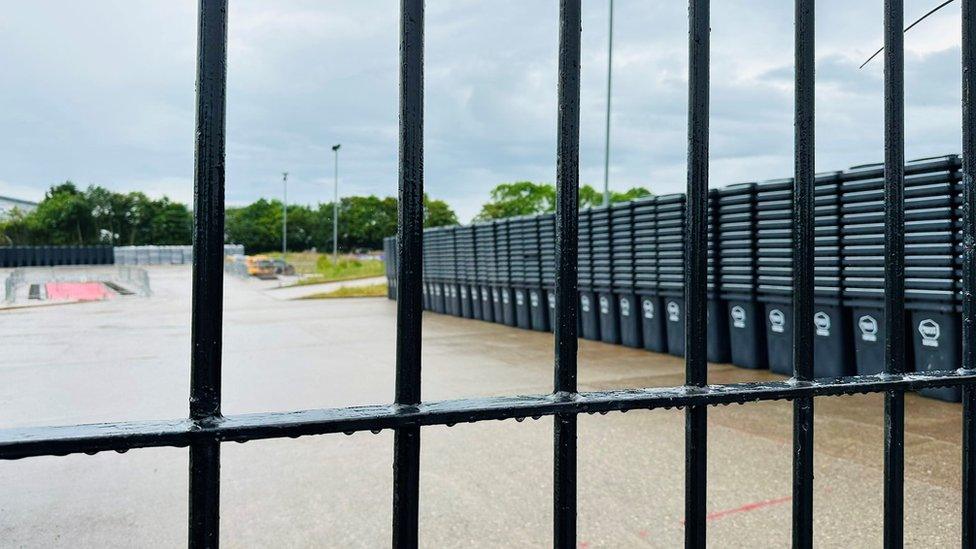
<box><xmin>0</xmin><ymin>0</ymin><xmax>967</xmax><ymax>222</ymax></box>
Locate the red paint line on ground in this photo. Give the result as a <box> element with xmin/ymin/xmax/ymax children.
<box><xmin>702</xmin><ymin>494</ymin><xmax>793</xmax><ymax>522</ymax></box>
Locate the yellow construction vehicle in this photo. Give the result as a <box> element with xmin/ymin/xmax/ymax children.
<box><xmin>245</xmin><ymin>255</ymin><xmax>277</xmax><ymax>279</ymax></box>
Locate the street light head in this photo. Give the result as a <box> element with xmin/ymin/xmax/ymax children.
<box><xmin>332</xmin><ymin>144</ymin><xmax>341</xmax><ymax>151</ymax></box>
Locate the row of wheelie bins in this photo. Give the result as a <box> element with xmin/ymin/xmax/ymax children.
<box><xmin>0</xmin><ymin>245</ymin><xmax>114</xmax><ymax>267</ymax></box>
<box><xmin>386</xmin><ymin>154</ymin><xmax>967</xmax><ymax>402</ymax></box>
<box><xmin>382</xmin><ymin>237</ymin><xmax>398</xmax><ymax>299</ymax></box>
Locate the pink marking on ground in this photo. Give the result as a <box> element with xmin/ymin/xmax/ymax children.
<box><xmin>45</xmin><ymin>282</ymin><xmax>112</xmax><ymax>301</ymax></box>
<box><xmin>678</xmin><ymin>494</ymin><xmax>793</xmax><ymax>526</ymax></box>
<box><xmin>700</xmin><ymin>495</ymin><xmax>793</xmax><ymax>522</ymax></box>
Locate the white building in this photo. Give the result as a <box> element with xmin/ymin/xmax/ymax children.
<box><xmin>0</xmin><ymin>195</ymin><xmax>38</xmax><ymax>219</ymax></box>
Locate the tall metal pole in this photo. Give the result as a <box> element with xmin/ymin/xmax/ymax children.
<box><xmin>333</xmin><ymin>144</ymin><xmax>341</xmax><ymax>266</ymax></box>
<box><xmin>282</xmin><ymin>172</ymin><xmax>288</xmax><ymax>265</ymax></box>
<box><xmin>602</xmin><ymin>0</ymin><xmax>614</xmax><ymax>207</ymax></box>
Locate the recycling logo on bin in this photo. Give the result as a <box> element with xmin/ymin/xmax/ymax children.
<box><xmin>492</xmin><ymin>289</ymin><xmax>499</xmax><ymax>303</ymax></box>
<box><xmin>814</xmin><ymin>311</ymin><xmax>831</xmax><ymax>336</ymax></box>
<box><xmin>530</xmin><ymin>291</ymin><xmax>539</xmax><ymax>308</ymax></box>
<box><xmin>769</xmin><ymin>309</ymin><xmax>786</xmax><ymax>333</ymax></box>
<box><xmin>643</xmin><ymin>299</ymin><xmax>655</xmax><ymax>319</ymax></box>
<box><xmin>599</xmin><ymin>296</ymin><xmax>609</xmax><ymax>315</ymax></box>
<box><xmin>667</xmin><ymin>301</ymin><xmax>680</xmax><ymax>323</ymax></box>
<box><xmin>502</xmin><ymin>291</ymin><xmax>510</xmax><ymax>304</ymax></box>
<box><xmin>730</xmin><ymin>305</ymin><xmax>747</xmax><ymax>329</ymax></box>
<box><xmin>460</xmin><ymin>286</ymin><xmax>467</xmax><ymax>299</ymax></box>
<box><xmin>548</xmin><ymin>293</ymin><xmax>556</xmax><ymax>309</ymax></box>
<box><xmin>515</xmin><ymin>290</ymin><xmax>524</xmax><ymax>306</ymax></box>
<box><xmin>858</xmin><ymin>315</ymin><xmax>878</xmax><ymax>342</ymax></box>
<box><xmin>482</xmin><ymin>288</ymin><xmax>489</xmax><ymax>301</ymax></box>
<box><xmin>918</xmin><ymin>319</ymin><xmax>941</xmax><ymax>348</ymax></box>
<box><xmin>620</xmin><ymin>297</ymin><xmax>631</xmax><ymax>317</ymax></box>
<box><xmin>434</xmin><ymin>286</ymin><xmax>440</xmax><ymax>297</ymax></box>
<box><xmin>581</xmin><ymin>295</ymin><xmax>591</xmax><ymax>313</ymax></box>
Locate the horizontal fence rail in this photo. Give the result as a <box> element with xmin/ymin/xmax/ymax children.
<box><xmin>5</xmin><ymin>0</ymin><xmax>976</xmax><ymax>547</ymax></box>
<box><xmin>3</xmin><ymin>370</ymin><xmax>976</xmax><ymax>461</ymax></box>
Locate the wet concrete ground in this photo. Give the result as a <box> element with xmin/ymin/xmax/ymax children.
<box><xmin>0</xmin><ymin>266</ymin><xmax>967</xmax><ymax>547</ymax></box>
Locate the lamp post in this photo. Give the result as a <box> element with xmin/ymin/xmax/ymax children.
<box><xmin>602</xmin><ymin>0</ymin><xmax>614</xmax><ymax>206</ymax></box>
<box><xmin>332</xmin><ymin>144</ymin><xmax>341</xmax><ymax>266</ymax></box>
<box><xmin>282</xmin><ymin>172</ymin><xmax>288</xmax><ymax>264</ymax></box>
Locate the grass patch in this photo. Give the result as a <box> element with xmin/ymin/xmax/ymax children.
<box><xmin>268</xmin><ymin>252</ymin><xmax>385</xmax><ymax>285</ymax></box>
<box><xmin>300</xmin><ymin>283</ymin><xmax>388</xmax><ymax>299</ymax></box>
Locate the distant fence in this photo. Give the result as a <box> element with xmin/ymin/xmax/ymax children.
<box><xmin>0</xmin><ymin>246</ymin><xmax>114</xmax><ymax>268</ymax></box>
<box><xmin>0</xmin><ymin>244</ymin><xmax>245</xmax><ymax>268</ymax></box>
<box><xmin>114</xmin><ymin>244</ymin><xmax>244</xmax><ymax>266</ymax></box>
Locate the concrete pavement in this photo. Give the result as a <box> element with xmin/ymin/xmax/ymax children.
<box><xmin>0</xmin><ymin>265</ymin><xmax>967</xmax><ymax>547</ymax></box>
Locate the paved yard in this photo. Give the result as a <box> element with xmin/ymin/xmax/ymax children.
<box><xmin>0</xmin><ymin>266</ymin><xmax>967</xmax><ymax>547</ymax></box>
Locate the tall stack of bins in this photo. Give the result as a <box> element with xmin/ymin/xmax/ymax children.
<box><xmin>439</xmin><ymin>227</ymin><xmax>452</xmax><ymax>314</ymax></box>
<box><xmin>522</xmin><ymin>216</ymin><xmax>547</xmax><ymax>331</ymax></box>
<box><xmin>612</xmin><ymin>201</ymin><xmax>640</xmax><ymax>347</ymax></box>
<box><xmin>756</xmin><ymin>172</ymin><xmax>851</xmax><ymax>377</ymax></box>
<box><xmin>395</xmin><ymin>153</ymin><xmax>970</xmax><ymax>405</ymax></box>
<box><xmin>436</xmin><ymin>226</ymin><xmax>451</xmax><ymax>314</ymax></box>
<box><xmin>841</xmin><ymin>155</ymin><xmax>962</xmax><ymax>401</ymax></box>
<box><xmin>423</xmin><ymin>227</ymin><xmax>439</xmax><ymax>312</ymax></box>
<box><xmin>456</xmin><ymin>225</ymin><xmax>477</xmax><ymax>319</ymax></box>
<box><xmin>707</xmin><ymin>189</ymin><xmax>731</xmax><ymax>363</ymax></box>
<box><xmin>592</xmin><ymin>206</ymin><xmax>618</xmax><ymax>344</ymax></box>
<box><xmin>494</xmin><ymin>219</ymin><xmax>516</xmax><ymax>326</ymax></box>
<box><xmin>383</xmin><ymin>236</ymin><xmax>397</xmax><ymax>299</ymax></box>
<box><xmin>842</xmin><ymin>156</ymin><xmax>959</xmax><ymax>397</ymax></box>
<box><xmin>656</xmin><ymin>194</ymin><xmax>686</xmax><ymax>356</ymax></box>
<box><xmin>509</xmin><ymin>216</ymin><xmax>532</xmax><ymax>329</ymax></box>
<box><xmin>444</xmin><ymin>226</ymin><xmax>462</xmax><ymax>316</ymax></box>
<box><xmin>539</xmin><ymin>213</ymin><xmax>556</xmax><ymax>332</ymax></box>
<box><xmin>634</xmin><ymin>197</ymin><xmax>666</xmax><ymax>352</ymax></box>
<box><xmin>908</xmin><ymin>157</ymin><xmax>963</xmax><ymax>401</ymax></box>
<box><xmin>475</xmin><ymin>221</ymin><xmax>496</xmax><ymax>322</ymax></box>
<box><xmin>718</xmin><ymin>183</ymin><xmax>766</xmax><ymax>369</ymax></box>
<box><xmin>422</xmin><ymin>228</ymin><xmax>433</xmax><ymax>310</ymax></box>
<box><xmin>578</xmin><ymin>208</ymin><xmax>600</xmax><ymax>340</ymax></box>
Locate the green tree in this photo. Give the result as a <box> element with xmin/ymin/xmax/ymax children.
<box><xmin>145</xmin><ymin>198</ymin><xmax>193</xmax><ymax>244</ymax></box>
<box><xmin>30</xmin><ymin>182</ymin><xmax>95</xmax><ymax>244</ymax></box>
<box><xmin>611</xmin><ymin>186</ymin><xmax>652</xmax><ymax>202</ymax></box>
<box><xmin>475</xmin><ymin>182</ymin><xmax>652</xmax><ymax>220</ymax></box>
<box><xmin>474</xmin><ymin>181</ymin><xmax>556</xmax><ymax>221</ymax></box>
<box><xmin>424</xmin><ymin>195</ymin><xmax>458</xmax><ymax>227</ymax></box>
<box><xmin>225</xmin><ymin>199</ymin><xmax>283</xmax><ymax>253</ymax></box>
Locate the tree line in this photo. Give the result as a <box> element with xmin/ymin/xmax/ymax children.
<box><xmin>0</xmin><ymin>180</ymin><xmax>650</xmax><ymax>251</ymax></box>
<box><xmin>224</xmin><ymin>194</ymin><xmax>457</xmax><ymax>252</ymax></box>
<box><xmin>0</xmin><ymin>182</ymin><xmax>193</xmax><ymax>246</ymax></box>
<box><xmin>474</xmin><ymin>181</ymin><xmax>651</xmax><ymax>220</ymax></box>
<box><xmin>0</xmin><ymin>181</ymin><xmax>458</xmax><ymax>252</ymax></box>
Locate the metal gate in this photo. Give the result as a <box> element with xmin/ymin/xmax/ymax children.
<box><xmin>3</xmin><ymin>1</ymin><xmax>976</xmax><ymax>547</ymax></box>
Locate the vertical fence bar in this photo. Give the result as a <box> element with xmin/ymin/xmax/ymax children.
<box><xmin>882</xmin><ymin>0</ymin><xmax>906</xmax><ymax>546</ymax></box>
<box><xmin>684</xmin><ymin>0</ymin><xmax>709</xmax><ymax>546</ymax></box>
<box><xmin>553</xmin><ymin>1</ymin><xmax>581</xmax><ymax>546</ymax></box>
<box><xmin>792</xmin><ymin>0</ymin><xmax>815</xmax><ymax>546</ymax></box>
<box><xmin>962</xmin><ymin>0</ymin><xmax>976</xmax><ymax>544</ymax></box>
<box><xmin>189</xmin><ymin>0</ymin><xmax>228</xmax><ymax>547</ymax></box>
<box><xmin>393</xmin><ymin>1</ymin><xmax>425</xmax><ymax>547</ymax></box>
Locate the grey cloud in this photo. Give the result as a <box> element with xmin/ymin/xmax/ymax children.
<box><xmin>0</xmin><ymin>0</ymin><xmax>968</xmax><ymax>221</ymax></box>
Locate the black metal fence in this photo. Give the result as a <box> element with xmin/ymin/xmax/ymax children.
<box><xmin>0</xmin><ymin>245</ymin><xmax>114</xmax><ymax>267</ymax></box>
<box><xmin>3</xmin><ymin>1</ymin><xmax>976</xmax><ymax>547</ymax></box>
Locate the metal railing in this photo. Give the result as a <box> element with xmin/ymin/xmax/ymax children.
<box><xmin>1</xmin><ymin>1</ymin><xmax>976</xmax><ymax>548</ymax></box>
